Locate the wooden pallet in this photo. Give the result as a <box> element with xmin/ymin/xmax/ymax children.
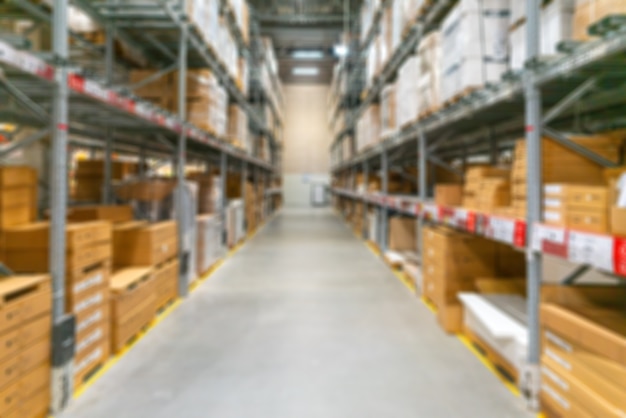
<box><xmin>463</xmin><ymin>325</ymin><xmax>519</xmax><ymax>386</ymax></box>
<box><xmin>443</xmin><ymin>86</ymin><xmax>481</xmax><ymax>108</ymax></box>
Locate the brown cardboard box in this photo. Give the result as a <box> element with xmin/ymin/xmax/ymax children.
<box><xmin>567</xmin><ymin>185</ymin><xmax>608</xmax><ymax>209</ymax></box>
<box><xmin>540</xmin><ymin>285</ymin><xmax>626</xmax><ymax>365</ymax></box>
<box><xmin>67</xmin><ymin>205</ymin><xmax>134</xmax><ymax>224</ymax></box>
<box><xmin>75</xmin><ymin>322</ymin><xmax>108</xmax><ymax>367</ymax></box>
<box><xmin>73</xmin><ymin>340</ymin><xmax>109</xmax><ymax>390</ymax></box>
<box><xmin>0</xmin><ymin>188</ymin><xmax>35</xmax><ymax>208</ymax></box>
<box><xmin>2</xmin><ymin>221</ymin><xmax>111</xmax><ymax>250</ymax></box>
<box><xmin>75</xmin><ymin>304</ymin><xmax>108</xmax><ymax>338</ymax></box>
<box><xmin>435</xmin><ymin>184</ymin><xmax>463</xmax><ymax>206</ymax></box>
<box><xmin>542</xmin><ymin>354</ymin><xmax>625</xmax><ymax>417</ymax></box>
<box><xmin>543</xmin><ymin>338</ymin><xmax>626</xmax><ymax>409</ymax></box>
<box><xmin>111</xmin><ymin>296</ymin><xmax>155</xmax><ymax>353</ymax></box>
<box><xmin>0</xmin><ymin>206</ymin><xmax>33</xmax><ymax>229</ymax></box>
<box><xmin>0</xmin><ymin>167</ymin><xmax>36</xmax><ymax>188</ymax></box>
<box><xmin>437</xmin><ymin>304</ymin><xmax>463</xmax><ymax>334</ymax></box>
<box><xmin>0</xmin><ymin>276</ymin><xmax>50</xmax><ymax>335</ymax></box>
<box><xmin>113</xmin><ymin>221</ymin><xmax>178</xmax><ymax>267</ymax></box>
<box><xmin>611</xmin><ymin>207</ymin><xmax>626</xmax><ymax>236</ymax></box>
<box><xmin>20</xmin><ymin>338</ymin><xmax>50</xmax><ymax>373</ymax></box>
<box><xmin>4</xmin><ymin>241</ymin><xmax>111</xmax><ymax>273</ymax></box>
<box><xmin>540</xmin><ymin>382</ymin><xmax>594</xmax><ymax>418</ymax></box>
<box><xmin>475</xmin><ymin>278</ymin><xmax>526</xmax><ymax>296</ymax></box>
<box><xmin>114</xmin><ymin>179</ymin><xmax>176</xmax><ymax>201</ymax></box>
<box><xmin>388</xmin><ymin>217</ymin><xmax>417</xmax><ymax>251</ymax></box>
<box><xmin>72</xmin><ymin>287</ymin><xmax>108</xmax><ymax>326</ymax></box>
<box><xmin>153</xmin><ymin>259</ymin><xmax>179</xmax><ymax>311</ymax></box>
<box><xmin>110</xmin><ymin>268</ymin><xmax>154</xmax><ymax>321</ymax></box>
<box><xmin>567</xmin><ymin>208</ymin><xmax>609</xmax><ymax>233</ymax></box>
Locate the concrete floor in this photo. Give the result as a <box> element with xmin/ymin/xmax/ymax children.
<box><xmin>62</xmin><ymin>208</ymin><xmax>531</xmax><ymax>418</ymax></box>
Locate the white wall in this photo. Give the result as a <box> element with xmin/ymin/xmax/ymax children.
<box><xmin>282</xmin><ymin>84</ymin><xmax>332</xmax><ymax>207</ymax></box>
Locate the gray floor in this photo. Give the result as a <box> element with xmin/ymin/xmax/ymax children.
<box><xmin>62</xmin><ymin>208</ymin><xmax>530</xmax><ymax>418</ymax></box>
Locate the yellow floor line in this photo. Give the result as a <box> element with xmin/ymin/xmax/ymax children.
<box><xmin>457</xmin><ymin>334</ymin><xmax>521</xmax><ymax>398</ymax></box>
<box><xmin>74</xmin><ymin>219</ymin><xmax>267</xmax><ymax>399</ymax></box>
<box><xmin>357</xmin><ymin>226</ymin><xmax>522</xmax><ymax>402</ymax></box>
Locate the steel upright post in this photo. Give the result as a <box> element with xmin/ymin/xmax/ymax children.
<box><xmin>380</xmin><ymin>147</ymin><xmax>388</xmax><ymax>252</ymax></box>
<box><xmin>523</xmin><ymin>0</ymin><xmax>543</xmax><ymax>411</ymax></box>
<box><xmin>220</xmin><ymin>151</ymin><xmax>228</xmax><ymax>245</ymax></box>
<box><xmin>103</xmin><ymin>0</ymin><xmax>115</xmax><ymax>204</ymax></box>
<box><xmin>418</xmin><ymin>129</ymin><xmax>427</xmax><ymax>260</ymax></box>
<box><xmin>362</xmin><ymin>161</ymin><xmax>369</xmax><ymax>238</ymax></box>
<box><xmin>50</xmin><ymin>0</ymin><xmax>73</xmax><ymax>412</ymax></box>
<box><xmin>176</xmin><ymin>8</ymin><xmax>190</xmax><ymax>297</ymax></box>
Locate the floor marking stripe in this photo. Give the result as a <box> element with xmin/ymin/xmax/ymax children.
<box><xmin>349</xmin><ymin>214</ymin><xmax>522</xmax><ymax>402</ymax></box>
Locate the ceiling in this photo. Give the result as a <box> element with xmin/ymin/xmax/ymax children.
<box><xmin>249</xmin><ymin>0</ymin><xmax>361</xmax><ymax>84</ymax></box>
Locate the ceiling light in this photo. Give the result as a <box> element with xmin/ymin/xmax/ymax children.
<box><xmin>334</xmin><ymin>44</ymin><xmax>349</xmax><ymax>57</ymax></box>
<box><xmin>292</xmin><ymin>50</ymin><xmax>325</xmax><ymax>60</ymax></box>
<box><xmin>292</xmin><ymin>67</ymin><xmax>320</xmax><ymax>76</ymax></box>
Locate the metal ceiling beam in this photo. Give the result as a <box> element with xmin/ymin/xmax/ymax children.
<box><xmin>256</xmin><ymin>13</ymin><xmax>348</xmax><ymax>25</ymax></box>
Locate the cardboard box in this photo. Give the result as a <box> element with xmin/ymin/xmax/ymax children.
<box><xmin>153</xmin><ymin>259</ymin><xmax>179</xmax><ymax>310</ymax></box>
<box><xmin>435</xmin><ymin>184</ymin><xmax>463</xmax><ymax>206</ymax></box>
<box><xmin>611</xmin><ymin>207</ymin><xmax>626</xmax><ymax>236</ymax></box>
<box><xmin>567</xmin><ymin>208</ymin><xmax>609</xmax><ymax>234</ymax></box>
<box><xmin>113</xmin><ymin>221</ymin><xmax>178</xmax><ymax>267</ymax></box>
<box><xmin>388</xmin><ymin>217</ymin><xmax>417</xmax><ymax>251</ymax></box>
<box><xmin>0</xmin><ymin>276</ymin><xmax>50</xmax><ymax>335</ymax></box>
<box><xmin>0</xmin><ymin>167</ymin><xmax>36</xmax><ymax>188</ymax></box>
<box><xmin>543</xmin><ymin>338</ymin><xmax>626</xmax><ymax>410</ymax></box>
<box><xmin>2</xmin><ymin>221</ymin><xmax>111</xmax><ymax>250</ymax></box>
<box><xmin>540</xmin><ymin>285</ymin><xmax>626</xmax><ymax>365</ymax></box>
<box><xmin>5</xmin><ymin>385</ymin><xmax>50</xmax><ymax>418</ymax></box>
<box><xmin>20</xmin><ymin>338</ymin><xmax>50</xmax><ymax>373</ymax></box>
<box><xmin>542</xmin><ymin>354</ymin><xmax>625</xmax><ymax>417</ymax></box>
<box><xmin>111</xmin><ymin>296</ymin><xmax>155</xmax><ymax>353</ymax></box>
<box><xmin>67</xmin><ymin>205</ymin><xmax>134</xmax><ymax>224</ymax></box>
<box><xmin>110</xmin><ymin>268</ymin><xmax>154</xmax><ymax>321</ymax></box>
<box><xmin>4</xmin><ymin>241</ymin><xmax>112</xmax><ymax>274</ymax></box>
<box><xmin>73</xmin><ymin>340</ymin><xmax>109</xmax><ymax>390</ymax></box>
<box><xmin>540</xmin><ymin>385</ymin><xmax>594</xmax><ymax>418</ymax></box>
<box><xmin>437</xmin><ymin>304</ymin><xmax>463</xmax><ymax>334</ymax></box>
<box><xmin>0</xmin><ymin>206</ymin><xmax>33</xmax><ymax>229</ymax></box>
<box><xmin>573</xmin><ymin>0</ymin><xmax>626</xmax><ymax>41</ymax></box>
<box><xmin>567</xmin><ymin>185</ymin><xmax>608</xmax><ymax>210</ymax></box>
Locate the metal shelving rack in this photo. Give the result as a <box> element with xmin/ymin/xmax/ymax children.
<box><xmin>331</xmin><ymin>0</ymin><xmax>626</xmax><ymax>410</ymax></box>
<box><xmin>0</xmin><ymin>0</ymin><xmax>282</xmax><ymax>412</ymax></box>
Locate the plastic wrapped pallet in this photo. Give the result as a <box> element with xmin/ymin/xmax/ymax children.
<box><xmin>396</xmin><ymin>56</ymin><xmax>419</xmax><ymax>128</ymax></box>
<box><xmin>541</xmin><ymin>0</ymin><xmax>576</xmax><ymax>57</ymax></box>
<box><xmin>356</xmin><ymin>105</ymin><xmax>380</xmax><ymax>153</ymax></box>
<box><xmin>380</xmin><ymin>83</ymin><xmax>397</xmax><ymax>139</ymax></box>
<box><xmin>381</xmin><ymin>0</ymin><xmax>404</xmax><ymax>67</ymax></box>
<box><xmin>227</xmin><ymin>105</ymin><xmax>249</xmax><ymax>151</ymax></box>
<box><xmin>416</xmin><ymin>31</ymin><xmax>442</xmax><ymax>117</ymax></box>
<box><xmin>440</xmin><ymin>0</ymin><xmax>510</xmax><ymax>103</ymax></box>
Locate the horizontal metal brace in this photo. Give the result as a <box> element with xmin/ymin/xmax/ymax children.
<box><xmin>561</xmin><ymin>265</ymin><xmax>591</xmax><ymax>285</ymax></box>
<box><xmin>125</xmin><ymin>62</ymin><xmax>178</xmax><ymax>91</ymax></box>
<box><xmin>0</xmin><ymin>128</ymin><xmax>50</xmax><ymax>161</ymax></box>
<box><xmin>543</xmin><ymin>77</ymin><xmax>598</xmax><ymax>125</ymax></box>
<box><xmin>543</xmin><ymin>127</ymin><xmax>619</xmax><ymax>167</ymax></box>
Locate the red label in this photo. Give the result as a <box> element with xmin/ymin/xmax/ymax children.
<box><xmin>513</xmin><ymin>220</ymin><xmax>526</xmax><ymax>247</ymax></box>
<box><xmin>525</xmin><ymin>125</ymin><xmax>534</xmax><ymax>133</ymax></box>
<box><xmin>37</xmin><ymin>65</ymin><xmax>55</xmax><ymax>81</ymax></box>
<box><xmin>67</xmin><ymin>73</ymin><xmax>85</xmax><ymax>92</ymax></box>
<box><xmin>414</xmin><ymin>203</ymin><xmax>421</xmax><ymax>217</ymax></box>
<box><xmin>542</xmin><ymin>230</ymin><xmax>569</xmax><ymax>258</ymax></box>
<box><xmin>613</xmin><ymin>238</ymin><xmax>626</xmax><ymax>277</ymax></box>
<box><xmin>467</xmin><ymin>212</ymin><xmax>476</xmax><ymax>233</ymax></box>
<box><xmin>57</xmin><ymin>123</ymin><xmax>68</xmax><ymax>131</ymax></box>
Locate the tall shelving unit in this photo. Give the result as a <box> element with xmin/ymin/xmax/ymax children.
<box><xmin>330</xmin><ymin>0</ymin><xmax>626</xmax><ymax>409</ymax></box>
<box><xmin>0</xmin><ymin>0</ymin><xmax>282</xmax><ymax>412</ymax></box>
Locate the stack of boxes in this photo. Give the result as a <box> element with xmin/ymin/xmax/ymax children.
<box><xmin>3</xmin><ymin>221</ymin><xmax>113</xmax><ymax>390</ymax></box>
<box><xmin>422</xmin><ymin>226</ymin><xmax>497</xmax><ymax>333</ymax></box>
<box><xmin>462</xmin><ymin>166</ymin><xmax>510</xmax><ymax>213</ymax></box>
<box><xmin>540</xmin><ymin>285</ymin><xmax>626</xmax><ymax>418</ymax></box>
<box><xmin>196</xmin><ymin>214</ymin><xmax>223</xmax><ymax>277</ymax></box>
<box><xmin>396</xmin><ymin>56</ymin><xmax>419</xmax><ymax>128</ymax></box>
<box><xmin>416</xmin><ymin>31</ymin><xmax>442</xmax><ymax>117</ymax></box>
<box><xmin>0</xmin><ymin>275</ymin><xmax>51</xmax><ymax>418</ymax></box>
<box><xmin>73</xmin><ymin>160</ymin><xmax>138</xmax><ymax>202</ymax></box>
<box><xmin>544</xmin><ymin>184</ymin><xmax>609</xmax><ymax>233</ymax></box>
<box><xmin>109</xmin><ymin>267</ymin><xmax>155</xmax><ymax>354</ymax></box>
<box><xmin>227</xmin><ymin>105</ymin><xmax>249</xmax><ymax>151</ymax></box>
<box><xmin>440</xmin><ymin>0</ymin><xmax>509</xmax><ymax>103</ymax></box>
<box><xmin>435</xmin><ymin>184</ymin><xmax>463</xmax><ymax>207</ymax></box>
<box><xmin>113</xmin><ymin>221</ymin><xmax>179</xmax><ymax>313</ymax></box>
<box><xmin>356</xmin><ymin>104</ymin><xmax>381</xmax><ymax>153</ymax></box>
<box><xmin>0</xmin><ymin>167</ymin><xmax>37</xmax><ymax>229</ymax></box>
<box><xmin>380</xmin><ymin>84</ymin><xmax>397</xmax><ymax>139</ymax></box>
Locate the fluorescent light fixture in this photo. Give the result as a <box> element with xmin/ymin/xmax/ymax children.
<box><xmin>292</xmin><ymin>50</ymin><xmax>325</xmax><ymax>60</ymax></box>
<box><xmin>334</xmin><ymin>44</ymin><xmax>349</xmax><ymax>57</ymax></box>
<box><xmin>292</xmin><ymin>67</ymin><xmax>320</xmax><ymax>76</ymax></box>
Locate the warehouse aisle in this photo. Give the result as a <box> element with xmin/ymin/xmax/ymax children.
<box><xmin>62</xmin><ymin>208</ymin><xmax>529</xmax><ymax>418</ymax></box>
